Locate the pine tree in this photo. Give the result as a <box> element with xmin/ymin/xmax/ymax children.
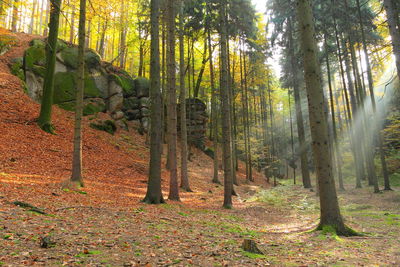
<box><xmin>143</xmin><ymin>0</ymin><xmax>165</xmax><ymax>204</ymax></box>
<box><xmin>296</xmin><ymin>0</ymin><xmax>355</xmax><ymax>236</ymax></box>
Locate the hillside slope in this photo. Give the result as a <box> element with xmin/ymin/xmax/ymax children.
<box><xmin>0</xmin><ymin>31</ymin><xmax>267</xmax><ymax>211</ymax></box>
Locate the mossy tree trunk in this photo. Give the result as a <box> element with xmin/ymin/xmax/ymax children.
<box><xmin>296</xmin><ymin>0</ymin><xmax>353</xmax><ymax>236</ymax></box>
<box><xmin>38</xmin><ymin>0</ymin><xmax>62</xmax><ymax>134</ymax></box>
<box><xmin>70</xmin><ymin>0</ymin><xmax>86</xmax><ymax>187</ymax></box>
<box><xmin>179</xmin><ymin>0</ymin><xmax>191</xmax><ymax>192</ymax></box>
<box><xmin>166</xmin><ymin>0</ymin><xmax>180</xmax><ymax>201</ymax></box>
<box><xmin>143</xmin><ymin>0</ymin><xmax>165</xmax><ymax>204</ymax></box>
<box><xmin>219</xmin><ymin>0</ymin><xmax>233</xmax><ymax>209</ymax></box>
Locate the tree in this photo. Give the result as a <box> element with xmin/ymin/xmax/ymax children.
<box><xmin>166</xmin><ymin>0</ymin><xmax>180</xmax><ymax>201</ymax></box>
<box><xmin>179</xmin><ymin>0</ymin><xmax>192</xmax><ymax>192</ymax></box>
<box><xmin>143</xmin><ymin>0</ymin><xmax>165</xmax><ymax>204</ymax></box>
<box><xmin>219</xmin><ymin>0</ymin><xmax>233</xmax><ymax>209</ymax></box>
<box><xmin>37</xmin><ymin>0</ymin><xmax>62</xmax><ymax>133</ymax></box>
<box><xmin>383</xmin><ymin>0</ymin><xmax>400</xmax><ymax>80</ymax></box>
<box><xmin>11</xmin><ymin>0</ymin><xmax>19</xmax><ymax>32</ymax></box>
<box><xmin>296</xmin><ymin>0</ymin><xmax>354</xmax><ymax>235</ymax></box>
<box><xmin>69</xmin><ymin>0</ymin><xmax>87</xmax><ymax>187</ymax></box>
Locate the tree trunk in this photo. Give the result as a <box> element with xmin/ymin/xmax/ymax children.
<box><xmin>220</xmin><ymin>1</ymin><xmax>233</xmax><ymax>209</ymax></box>
<box><xmin>208</xmin><ymin>28</ymin><xmax>220</xmax><ymax>184</ymax></box>
<box><xmin>356</xmin><ymin>0</ymin><xmax>391</xmax><ymax>191</ymax></box>
<box><xmin>143</xmin><ymin>0</ymin><xmax>165</xmax><ymax>204</ymax></box>
<box><xmin>29</xmin><ymin>0</ymin><xmax>37</xmax><ymax>34</ymax></box>
<box><xmin>383</xmin><ymin>0</ymin><xmax>400</xmax><ymax>80</ymax></box>
<box><xmin>296</xmin><ymin>0</ymin><xmax>352</xmax><ymax>236</ymax></box>
<box><xmin>288</xmin><ymin>17</ymin><xmax>312</xmax><ymax>188</ymax></box>
<box><xmin>70</xmin><ymin>0</ymin><xmax>87</xmax><ymax>187</ymax></box>
<box><xmin>324</xmin><ymin>33</ymin><xmax>344</xmax><ymax>191</ymax></box>
<box><xmin>119</xmin><ymin>0</ymin><xmax>127</xmax><ymax>68</ymax></box>
<box><xmin>166</xmin><ymin>0</ymin><xmax>179</xmax><ymax>201</ymax></box>
<box><xmin>11</xmin><ymin>0</ymin><xmax>19</xmax><ymax>32</ymax></box>
<box><xmin>179</xmin><ymin>0</ymin><xmax>191</xmax><ymax>192</ymax></box>
<box><xmin>70</xmin><ymin>5</ymin><xmax>76</xmax><ymax>43</ymax></box>
<box><xmin>194</xmin><ymin>36</ymin><xmax>208</xmax><ymax>98</ymax></box>
<box><xmin>37</xmin><ymin>0</ymin><xmax>62</xmax><ymax>133</ymax></box>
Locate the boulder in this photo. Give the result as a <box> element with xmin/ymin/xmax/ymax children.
<box><xmin>140</xmin><ymin>97</ymin><xmax>150</xmax><ymax>108</ymax></box>
<box><xmin>123</xmin><ymin>97</ymin><xmax>140</xmax><ymax>111</ymax></box>
<box><xmin>140</xmin><ymin>107</ymin><xmax>150</xmax><ymax>117</ymax></box>
<box><xmin>90</xmin><ymin>69</ymin><xmax>108</xmax><ymax>98</ymax></box>
<box><xmin>126</xmin><ymin>109</ymin><xmax>141</xmax><ymax>120</ymax></box>
<box><xmin>25</xmin><ymin>71</ymin><xmax>43</xmax><ymax>102</ymax></box>
<box><xmin>112</xmin><ymin>111</ymin><xmax>125</xmax><ymax>120</ymax></box>
<box><xmin>135</xmin><ymin>77</ymin><xmax>150</xmax><ymax>98</ymax></box>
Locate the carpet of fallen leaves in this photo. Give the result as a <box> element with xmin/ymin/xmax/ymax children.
<box><xmin>1</xmin><ymin>31</ymin><xmax>400</xmax><ymax>266</ymax></box>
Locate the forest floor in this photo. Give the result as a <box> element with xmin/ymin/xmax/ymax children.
<box><xmin>1</xmin><ymin>30</ymin><xmax>400</xmax><ymax>266</ymax></box>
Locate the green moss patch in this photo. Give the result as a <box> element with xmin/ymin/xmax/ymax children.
<box><xmin>90</xmin><ymin>120</ymin><xmax>117</xmax><ymax>135</ymax></box>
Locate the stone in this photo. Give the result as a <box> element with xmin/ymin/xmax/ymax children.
<box><xmin>25</xmin><ymin>70</ymin><xmax>43</xmax><ymax>102</ymax></box>
<box><xmin>112</xmin><ymin>111</ymin><xmax>125</xmax><ymax>120</ymax></box>
<box><xmin>140</xmin><ymin>97</ymin><xmax>150</xmax><ymax>108</ymax></box>
<box><xmin>140</xmin><ymin>107</ymin><xmax>150</xmax><ymax>117</ymax></box>
<box><xmin>55</xmin><ymin>60</ymin><xmax>67</xmax><ymax>73</ymax></box>
<box><xmin>135</xmin><ymin>77</ymin><xmax>150</xmax><ymax>98</ymax></box>
<box><xmin>90</xmin><ymin>69</ymin><xmax>108</xmax><ymax>98</ymax></box>
<box><xmin>126</xmin><ymin>109</ymin><xmax>141</xmax><ymax>121</ymax></box>
<box><xmin>123</xmin><ymin>97</ymin><xmax>140</xmax><ymax>111</ymax></box>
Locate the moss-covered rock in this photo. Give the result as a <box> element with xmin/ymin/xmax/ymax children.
<box><xmin>83</xmin><ymin>99</ymin><xmax>106</xmax><ymax>116</ymax></box>
<box><xmin>24</xmin><ymin>45</ymin><xmax>46</xmax><ymax>69</ymax></box>
<box><xmin>123</xmin><ymin>97</ymin><xmax>140</xmax><ymax>111</ymax></box>
<box><xmin>135</xmin><ymin>77</ymin><xmax>150</xmax><ymax>98</ymax></box>
<box><xmin>61</xmin><ymin>47</ymin><xmax>101</xmax><ymax>69</ymax></box>
<box><xmin>10</xmin><ymin>57</ymin><xmax>24</xmax><ymax>80</ymax></box>
<box><xmin>90</xmin><ymin>120</ymin><xmax>117</xmax><ymax>135</ymax></box>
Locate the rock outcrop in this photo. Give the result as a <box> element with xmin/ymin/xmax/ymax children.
<box><xmin>11</xmin><ymin>38</ymin><xmax>150</xmax><ymax>131</ymax></box>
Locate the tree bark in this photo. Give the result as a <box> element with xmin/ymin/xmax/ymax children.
<box><xmin>143</xmin><ymin>0</ymin><xmax>165</xmax><ymax>204</ymax></box>
<box><xmin>383</xmin><ymin>0</ymin><xmax>400</xmax><ymax>80</ymax></box>
<box><xmin>11</xmin><ymin>0</ymin><xmax>19</xmax><ymax>32</ymax></box>
<box><xmin>208</xmin><ymin>28</ymin><xmax>220</xmax><ymax>184</ymax></box>
<box><xmin>179</xmin><ymin>0</ymin><xmax>191</xmax><ymax>192</ymax></box>
<box><xmin>166</xmin><ymin>0</ymin><xmax>180</xmax><ymax>201</ymax></box>
<box><xmin>38</xmin><ymin>0</ymin><xmax>62</xmax><ymax>133</ymax></box>
<box><xmin>296</xmin><ymin>0</ymin><xmax>351</xmax><ymax>236</ymax></box>
<box><xmin>70</xmin><ymin>0</ymin><xmax>87</xmax><ymax>187</ymax></box>
<box><xmin>220</xmin><ymin>0</ymin><xmax>233</xmax><ymax>209</ymax></box>
<box><xmin>287</xmin><ymin>17</ymin><xmax>312</xmax><ymax>188</ymax></box>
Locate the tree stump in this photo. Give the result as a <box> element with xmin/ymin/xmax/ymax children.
<box><xmin>241</xmin><ymin>239</ymin><xmax>263</xmax><ymax>255</ymax></box>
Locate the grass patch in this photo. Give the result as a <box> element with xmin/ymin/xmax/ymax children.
<box><xmin>241</xmin><ymin>250</ymin><xmax>267</xmax><ymax>259</ymax></box>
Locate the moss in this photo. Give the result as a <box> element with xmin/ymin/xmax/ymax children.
<box><xmin>84</xmin><ymin>49</ymin><xmax>101</xmax><ymax>68</ymax></box>
<box><xmin>29</xmin><ymin>39</ymin><xmax>45</xmax><ymax>48</ymax></box>
<box><xmin>83</xmin><ymin>102</ymin><xmax>106</xmax><ymax>116</ymax></box>
<box><xmin>110</xmin><ymin>73</ymin><xmax>136</xmax><ymax>97</ymax></box>
<box><xmin>123</xmin><ymin>97</ymin><xmax>140</xmax><ymax>110</ymax></box>
<box><xmin>61</xmin><ymin>47</ymin><xmax>79</xmax><ymax>69</ymax></box>
<box><xmin>53</xmin><ymin>71</ymin><xmax>101</xmax><ymax>104</ymax></box>
<box><xmin>61</xmin><ymin>47</ymin><xmax>101</xmax><ymax>69</ymax></box>
<box><xmin>53</xmin><ymin>72</ymin><xmax>76</xmax><ymax>104</ymax></box>
<box><xmin>31</xmin><ymin>65</ymin><xmax>46</xmax><ymax>78</ymax></box>
<box><xmin>10</xmin><ymin>58</ymin><xmax>25</xmax><ymax>80</ymax></box>
<box><xmin>90</xmin><ymin>120</ymin><xmax>117</xmax><ymax>135</ymax></box>
<box><xmin>24</xmin><ymin>45</ymin><xmax>46</xmax><ymax>69</ymax></box>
